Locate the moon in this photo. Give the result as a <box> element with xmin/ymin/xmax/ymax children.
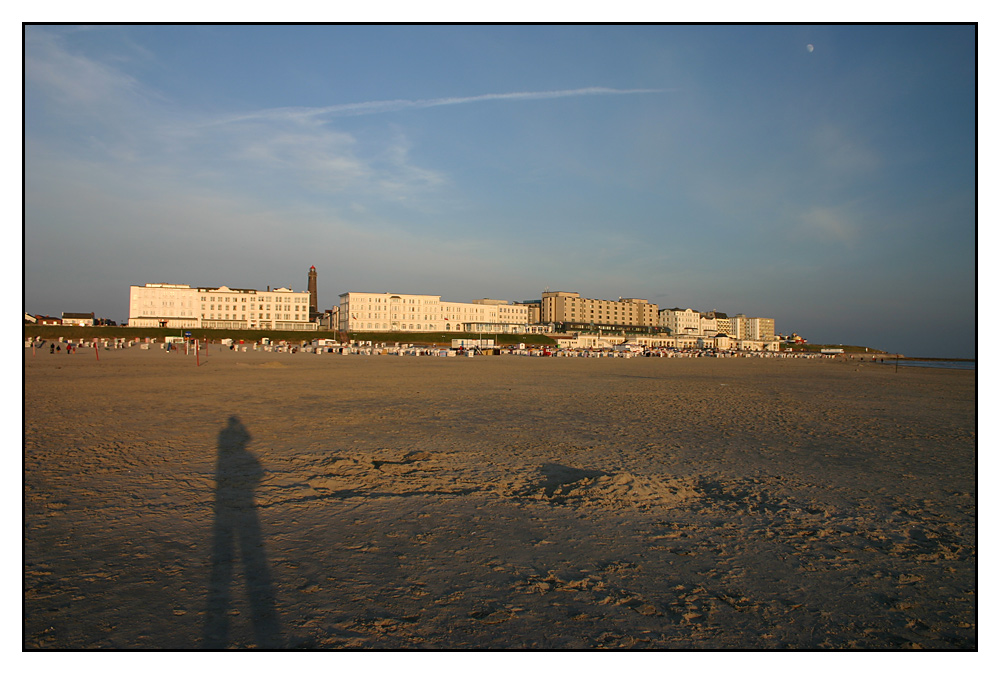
<box><xmin>806</xmin><ymin>44</ymin><xmax>814</xmax><ymax>52</ymax></box>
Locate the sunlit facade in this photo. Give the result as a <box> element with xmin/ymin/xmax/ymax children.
<box><xmin>339</xmin><ymin>292</ymin><xmax>530</xmax><ymax>333</ymax></box>
<box><xmin>540</xmin><ymin>291</ymin><xmax>659</xmax><ymax>332</ymax></box>
<box><xmin>128</xmin><ymin>283</ymin><xmax>316</xmax><ymax>330</ymax></box>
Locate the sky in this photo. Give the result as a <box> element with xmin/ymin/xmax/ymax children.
<box><xmin>22</xmin><ymin>24</ymin><xmax>977</xmax><ymax>358</ymax></box>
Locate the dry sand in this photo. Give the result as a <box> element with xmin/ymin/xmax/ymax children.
<box><xmin>23</xmin><ymin>346</ymin><xmax>976</xmax><ymax>649</ymax></box>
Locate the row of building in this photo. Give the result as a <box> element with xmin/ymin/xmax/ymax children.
<box><xmin>25</xmin><ymin>312</ymin><xmax>112</xmax><ymax>327</ymax></box>
<box><xmin>113</xmin><ymin>267</ymin><xmax>784</xmax><ymax>348</ymax></box>
<box><xmin>338</xmin><ymin>291</ymin><xmax>774</xmax><ymax>341</ymax></box>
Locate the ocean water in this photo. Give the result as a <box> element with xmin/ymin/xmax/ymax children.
<box><xmin>877</xmin><ymin>359</ymin><xmax>975</xmax><ymax>370</ymax></box>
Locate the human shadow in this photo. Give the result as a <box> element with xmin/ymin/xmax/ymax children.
<box><xmin>203</xmin><ymin>416</ymin><xmax>283</xmax><ymax>648</ymax></box>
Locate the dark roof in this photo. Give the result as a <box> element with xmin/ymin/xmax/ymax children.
<box><xmin>196</xmin><ymin>286</ymin><xmax>260</xmax><ymax>293</ymax></box>
<box><xmin>62</xmin><ymin>312</ymin><xmax>94</xmax><ymax>319</ymax></box>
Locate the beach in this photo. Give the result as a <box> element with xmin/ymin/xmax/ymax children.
<box><xmin>23</xmin><ymin>346</ymin><xmax>976</xmax><ymax>649</ymax></box>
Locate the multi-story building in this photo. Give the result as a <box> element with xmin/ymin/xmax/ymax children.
<box><xmin>749</xmin><ymin>317</ymin><xmax>776</xmax><ymax>341</ymax></box>
<box><xmin>658</xmin><ymin>309</ymin><xmax>775</xmax><ymax>342</ymax></box>
<box><xmin>128</xmin><ymin>283</ymin><xmax>200</xmax><ymax>328</ymax></box>
<box><xmin>318</xmin><ymin>305</ymin><xmax>339</xmax><ymax>331</ymax></box>
<box><xmin>699</xmin><ymin>312</ymin><xmax>718</xmax><ymax>336</ymax></box>
<box><xmin>470</xmin><ymin>299</ymin><xmax>532</xmax><ymax>333</ymax></box>
<box><xmin>658</xmin><ymin>308</ymin><xmax>702</xmax><ymax>336</ymax></box>
<box><xmin>699</xmin><ymin>311</ymin><xmax>775</xmax><ymax>341</ymax></box>
<box><xmin>732</xmin><ymin>314</ymin><xmax>749</xmax><ymax>340</ymax></box>
<box><xmin>540</xmin><ymin>291</ymin><xmax>659</xmax><ymax>333</ymax></box>
<box><xmin>515</xmin><ymin>300</ymin><xmax>542</xmax><ymax>325</ymax></box>
<box><xmin>338</xmin><ymin>292</ymin><xmax>530</xmax><ymax>333</ymax></box>
<box><xmin>128</xmin><ymin>283</ymin><xmax>316</xmax><ymax>331</ymax></box>
<box><xmin>729</xmin><ymin>314</ymin><xmax>772</xmax><ymax>341</ymax></box>
<box><xmin>710</xmin><ymin>312</ymin><xmax>733</xmax><ymax>337</ymax></box>
<box><xmin>198</xmin><ymin>285</ymin><xmax>314</xmax><ymax>331</ymax></box>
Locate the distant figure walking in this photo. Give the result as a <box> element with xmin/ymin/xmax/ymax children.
<box><xmin>203</xmin><ymin>416</ymin><xmax>283</xmax><ymax>648</ymax></box>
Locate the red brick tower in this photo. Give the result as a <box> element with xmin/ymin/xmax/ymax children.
<box><xmin>308</xmin><ymin>265</ymin><xmax>318</xmax><ymax>320</ymax></box>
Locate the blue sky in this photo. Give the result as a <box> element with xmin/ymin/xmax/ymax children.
<box><xmin>23</xmin><ymin>24</ymin><xmax>976</xmax><ymax>357</ymax></box>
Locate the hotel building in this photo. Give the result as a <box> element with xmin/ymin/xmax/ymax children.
<box><xmin>338</xmin><ymin>292</ymin><xmax>530</xmax><ymax>333</ymax></box>
<box><xmin>540</xmin><ymin>291</ymin><xmax>659</xmax><ymax>333</ymax></box>
<box><xmin>659</xmin><ymin>307</ymin><xmax>702</xmax><ymax>336</ymax></box>
<box><xmin>128</xmin><ymin>283</ymin><xmax>317</xmax><ymax>331</ymax></box>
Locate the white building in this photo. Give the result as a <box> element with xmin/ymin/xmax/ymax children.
<box><xmin>659</xmin><ymin>308</ymin><xmax>702</xmax><ymax>336</ymax></box>
<box><xmin>699</xmin><ymin>312</ymin><xmax>718</xmax><ymax>336</ymax></box>
<box><xmin>128</xmin><ymin>283</ymin><xmax>316</xmax><ymax>331</ymax></box>
<box><xmin>657</xmin><ymin>308</ymin><xmax>778</xmax><ymax>346</ymax></box>
<box><xmin>698</xmin><ymin>334</ymin><xmax>733</xmax><ymax>351</ymax></box>
<box><xmin>339</xmin><ymin>292</ymin><xmax>530</xmax><ymax>333</ymax></box>
<box><xmin>724</xmin><ymin>314</ymin><xmax>777</xmax><ymax>342</ymax></box>
<box><xmin>555</xmin><ymin>333</ymin><xmax>627</xmax><ymax>350</ymax></box>
<box><xmin>61</xmin><ymin>312</ymin><xmax>94</xmax><ymax>326</ymax></box>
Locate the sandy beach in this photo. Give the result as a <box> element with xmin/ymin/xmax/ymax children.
<box><xmin>23</xmin><ymin>346</ymin><xmax>976</xmax><ymax>649</ymax></box>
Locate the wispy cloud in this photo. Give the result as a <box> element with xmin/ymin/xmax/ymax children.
<box><xmin>24</xmin><ymin>28</ymin><xmax>450</xmax><ymax>205</ymax></box>
<box><xmin>210</xmin><ymin>87</ymin><xmax>669</xmax><ymax>126</ymax></box>
<box><xmin>25</xmin><ymin>28</ymin><xmax>147</xmax><ymax>113</ymax></box>
<box><xmin>26</xmin><ymin>29</ymin><xmax>662</xmax><ymax>209</ymax></box>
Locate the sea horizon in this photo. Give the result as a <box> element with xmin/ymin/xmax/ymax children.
<box><xmin>879</xmin><ymin>358</ymin><xmax>975</xmax><ymax>370</ymax></box>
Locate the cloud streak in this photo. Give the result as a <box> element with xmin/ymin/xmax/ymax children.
<box><xmin>210</xmin><ymin>87</ymin><xmax>669</xmax><ymax>126</ymax></box>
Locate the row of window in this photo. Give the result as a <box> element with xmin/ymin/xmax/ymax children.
<box><xmin>348</xmin><ymin>297</ymin><xmax>440</xmax><ymax>304</ymax></box>
<box><xmin>197</xmin><ymin>295</ymin><xmax>307</xmax><ymax>303</ymax></box>
<box><xmin>355</xmin><ymin>323</ymin><xmax>467</xmax><ymax>331</ymax></box>
<box><xmin>206</xmin><ymin>313</ymin><xmax>303</xmax><ymax>320</ymax></box>
<box><xmin>204</xmin><ymin>305</ymin><xmax>298</xmax><ymax>312</ymax></box>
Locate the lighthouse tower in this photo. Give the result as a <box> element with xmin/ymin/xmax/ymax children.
<box><xmin>308</xmin><ymin>265</ymin><xmax>318</xmax><ymax>320</ymax></box>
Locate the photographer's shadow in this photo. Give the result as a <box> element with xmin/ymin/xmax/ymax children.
<box><xmin>203</xmin><ymin>416</ymin><xmax>283</xmax><ymax>648</ymax></box>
